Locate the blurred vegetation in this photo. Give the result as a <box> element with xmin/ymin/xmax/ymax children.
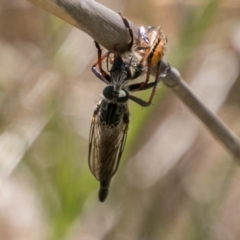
<box><xmin>0</xmin><ymin>0</ymin><xmax>240</xmax><ymax>240</ymax></box>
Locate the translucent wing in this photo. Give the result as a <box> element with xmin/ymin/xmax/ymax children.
<box><xmin>88</xmin><ymin>113</ymin><xmax>128</xmax><ymax>182</ymax></box>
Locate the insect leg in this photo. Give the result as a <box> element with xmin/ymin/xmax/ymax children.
<box><xmin>128</xmin><ymin>94</ymin><xmax>152</xmax><ymax>107</ymax></box>
<box><xmin>128</xmin><ymin>81</ymin><xmax>157</xmax><ymax>92</ymax></box>
<box><xmin>128</xmin><ymin>60</ymin><xmax>162</xmax><ymax>107</ymax></box>
<box><xmin>92</xmin><ymin>41</ymin><xmax>111</xmax><ymax>84</ymax></box>
<box><xmin>118</xmin><ymin>13</ymin><xmax>134</xmax><ymax>51</ymax></box>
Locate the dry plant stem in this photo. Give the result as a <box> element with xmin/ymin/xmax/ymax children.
<box><xmin>163</xmin><ymin>65</ymin><xmax>240</xmax><ymax>160</ymax></box>
<box><xmin>28</xmin><ymin>0</ymin><xmax>240</xmax><ymax>160</ymax></box>
<box><xmin>28</xmin><ymin>0</ymin><xmax>137</xmax><ymax>52</ymax></box>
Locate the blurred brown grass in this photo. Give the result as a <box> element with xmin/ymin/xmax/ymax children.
<box><xmin>0</xmin><ymin>0</ymin><xmax>240</xmax><ymax>239</ymax></box>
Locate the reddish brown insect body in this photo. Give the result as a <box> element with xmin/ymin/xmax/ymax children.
<box><xmin>136</xmin><ymin>26</ymin><xmax>167</xmax><ymax>68</ymax></box>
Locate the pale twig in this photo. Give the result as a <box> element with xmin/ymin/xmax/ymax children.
<box><xmin>27</xmin><ymin>0</ymin><xmax>240</xmax><ymax>160</ymax></box>
<box><xmin>28</xmin><ymin>0</ymin><xmax>137</xmax><ymax>52</ymax></box>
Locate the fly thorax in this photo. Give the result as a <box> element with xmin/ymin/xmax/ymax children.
<box><xmin>99</xmin><ymin>88</ymin><xmax>128</xmax><ymax>128</ymax></box>
<box><xmin>99</xmin><ymin>102</ymin><xmax>122</xmax><ymax>128</ymax></box>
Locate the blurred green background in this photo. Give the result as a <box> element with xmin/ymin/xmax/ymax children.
<box><xmin>0</xmin><ymin>0</ymin><xmax>240</xmax><ymax>239</ymax></box>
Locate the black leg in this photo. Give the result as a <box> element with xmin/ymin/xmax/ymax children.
<box><xmin>118</xmin><ymin>13</ymin><xmax>134</xmax><ymax>51</ymax></box>
<box><xmin>128</xmin><ymin>81</ymin><xmax>157</xmax><ymax>92</ymax></box>
<box><xmin>128</xmin><ymin>94</ymin><xmax>151</xmax><ymax>107</ymax></box>
<box><xmin>128</xmin><ymin>80</ymin><xmax>158</xmax><ymax>107</ymax></box>
<box><xmin>127</xmin><ymin>60</ymin><xmax>162</xmax><ymax>107</ymax></box>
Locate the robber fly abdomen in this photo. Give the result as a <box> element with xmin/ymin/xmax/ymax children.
<box><xmin>89</xmin><ymin>87</ymin><xmax>129</xmax><ymax>202</ymax></box>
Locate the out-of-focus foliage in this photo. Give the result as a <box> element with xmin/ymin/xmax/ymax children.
<box><xmin>0</xmin><ymin>0</ymin><xmax>240</xmax><ymax>239</ymax></box>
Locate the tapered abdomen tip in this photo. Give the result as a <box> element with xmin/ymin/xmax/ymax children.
<box><xmin>98</xmin><ymin>187</ymin><xmax>109</xmax><ymax>202</ymax></box>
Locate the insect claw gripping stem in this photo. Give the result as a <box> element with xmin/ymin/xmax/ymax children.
<box><xmin>93</xmin><ymin>40</ymin><xmax>103</xmax><ymax>72</ymax></box>
<box><xmin>118</xmin><ymin>12</ymin><xmax>134</xmax><ymax>51</ymax></box>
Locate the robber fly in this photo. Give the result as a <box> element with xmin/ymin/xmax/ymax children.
<box><xmin>88</xmin><ymin>14</ymin><xmax>168</xmax><ymax>202</ymax></box>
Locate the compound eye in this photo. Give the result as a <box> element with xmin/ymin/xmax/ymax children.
<box><xmin>118</xmin><ymin>90</ymin><xmax>128</xmax><ymax>103</ymax></box>
<box><xmin>103</xmin><ymin>86</ymin><xmax>114</xmax><ymax>100</ymax></box>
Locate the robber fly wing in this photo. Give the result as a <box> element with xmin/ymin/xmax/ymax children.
<box><xmin>88</xmin><ymin>114</ymin><xmax>128</xmax><ymax>182</ymax></box>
